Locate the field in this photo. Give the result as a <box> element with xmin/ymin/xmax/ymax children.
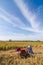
<box><xmin>0</xmin><ymin>41</ymin><xmax>43</xmax><ymax>65</ymax></box>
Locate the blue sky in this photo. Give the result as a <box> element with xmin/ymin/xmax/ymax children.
<box><xmin>0</xmin><ymin>0</ymin><xmax>43</xmax><ymax>41</ymax></box>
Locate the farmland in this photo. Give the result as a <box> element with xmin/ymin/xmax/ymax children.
<box><xmin>0</xmin><ymin>41</ymin><xmax>43</xmax><ymax>65</ymax></box>
<box><xmin>0</xmin><ymin>41</ymin><xmax>43</xmax><ymax>50</ymax></box>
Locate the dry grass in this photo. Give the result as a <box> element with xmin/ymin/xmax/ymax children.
<box><xmin>0</xmin><ymin>41</ymin><xmax>43</xmax><ymax>65</ymax></box>
<box><xmin>0</xmin><ymin>41</ymin><xmax>43</xmax><ymax>50</ymax></box>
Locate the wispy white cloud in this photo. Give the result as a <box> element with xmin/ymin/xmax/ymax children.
<box><xmin>0</xmin><ymin>1</ymin><xmax>43</xmax><ymax>41</ymax></box>
<box><xmin>0</xmin><ymin>8</ymin><xmax>43</xmax><ymax>41</ymax></box>
<box><xmin>0</xmin><ymin>8</ymin><xmax>38</xmax><ymax>32</ymax></box>
<box><xmin>0</xmin><ymin>8</ymin><xmax>25</xmax><ymax>27</ymax></box>
<box><xmin>14</xmin><ymin>0</ymin><xmax>40</xmax><ymax>30</ymax></box>
<box><xmin>0</xmin><ymin>7</ymin><xmax>43</xmax><ymax>33</ymax></box>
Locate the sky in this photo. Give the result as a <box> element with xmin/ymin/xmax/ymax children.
<box><xmin>0</xmin><ymin>0</ymin><xmax>43</xmax><ymax>41</ymax></box>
